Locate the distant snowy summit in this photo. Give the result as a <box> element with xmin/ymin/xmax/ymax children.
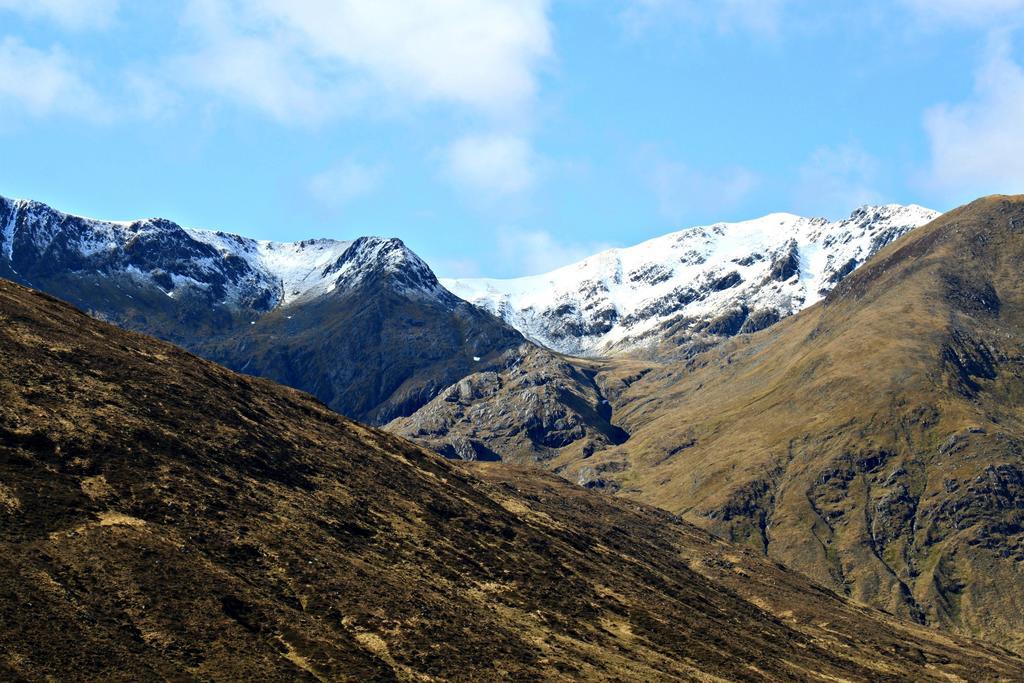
<box><xmin>0</xmin><ymin>195</ymin><xmax>444</xmax><ymax>316</ymax></box>
<box><xmin>0</xmin><ymin>194</ymin><xmax>940</xmax><ymax>361</ymax></box>
<box><xmin>442</xmin><ymin>204</ymin><xmax>940</xmax><ymax>357</ymax></box>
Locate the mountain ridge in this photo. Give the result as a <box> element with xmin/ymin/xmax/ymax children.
<box><xmin>443</xmin><ymin>203</ymin><xmax>939</xmax><ymax>357</ymax></box>
<box><xmin>554</xmin><ymin>195</ymin><xmax>1024</xmax><ymax>652</ymax></box>
<box><xmin>0</xmin><ymin>194</ymin><xmax>448</xmax><ymax>314</ymax></box>
<box><xmin>0</xmin><ymin>194</ymin><xmax>526</xmax><ymax>423</ymax></box>
<box><xmin>3</xmin><ymin>193</ymin><xmax>940</xmax><ymax>362</ymax></box>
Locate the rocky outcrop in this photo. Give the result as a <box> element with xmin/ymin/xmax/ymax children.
<box><xmin>388</xmin><ymin>345</ymin><xmax>632</xmax><ymax>465</ymax></box>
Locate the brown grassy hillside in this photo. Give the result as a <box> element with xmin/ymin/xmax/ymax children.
<box><xmin>2</xmin><ymin>278</ymin><xmax>1022</xmax><ymax>680</ymax></box>
<box><xmin>566</xmin><ymin>196</ymin><xmax>1024</xmax><ymax>652</ymax></box>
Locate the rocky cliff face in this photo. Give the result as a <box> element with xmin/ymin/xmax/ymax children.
<box><xmin>443</xmin><ymin>204</ymin><xmax>939</xmax><ymax>358</ymax></box>
<box><xmin>388</xmin><ymin>345</ymin><xmax>637</xmax><ymax>465</ymax></box>
<box><xmin>196</xmin><ymin>255</ymin><xmax>524</xmax><ymax>425</ymax></box>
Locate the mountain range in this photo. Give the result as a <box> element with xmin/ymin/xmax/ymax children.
<box><xmin>0</xmin><ymin>196</ymin><xmax>523</xmax><ymax>424</ymax></box>
<box><xmin>4</xmin><ymin>191</ymin><xmax>1024</xmax><ymax>659</ymax></box>
<box><xmin>0</xmin><ymin>195</ymin><xmax>937</xmax><ymax>423</ymax></box>
<box><xmin>443</xmin><ymin>204</ymin><xmax>938</xmax><ymax>357</ymax></box>
<box><xmin>3</xmin><ymin>277</ymin><xmax>1022</xmax><ymax>680</ymax></box>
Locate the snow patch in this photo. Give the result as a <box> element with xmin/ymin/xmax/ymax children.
<box><xmin>2</xmin><ymin>200</ymin><xmax>19</xmax><ymax>262</ymax></box>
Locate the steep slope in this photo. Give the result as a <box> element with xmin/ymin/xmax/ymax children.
<box><xmin>2</xmin><ymin>278</ymin><xmax>1022</xmax><ymax>681</ymax></box>
<box><xmin>0</xmin><ymin>195</ymin><xmax>524</xmax><ymax>423</ymax></box>
<box><xmin>556</xmin><ymin>196</ymin><xmax>1024</xmax><ymax>653</ymax></box>
<box><xmin>444</xmin><ymin>204</ymin><xmax>938</xmax><ymax>357</ymax></box>
<box><xmin>196</xmin><ymin>237</ymin><xmax>524</xmax><ymax>424</ymax></box>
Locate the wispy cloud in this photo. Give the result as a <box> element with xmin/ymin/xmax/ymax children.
<box><xmin>173</xmin><ymin>1</ymin><xmax>553</xmax><ymax>207</ymax></box>
<box><xmin>496</xmin><ymin>226</ymin><xmax>612</xmax><ymax>276</ymax></box>
<box><xmin>794</xmin><ymin>143</ymin><xmax>880</xmax><ymax>217</ymax></box>
<box><xmin>645</xmin><ymin>156</ymin><xmax>759</xmax><ymax>224</ymax></box>
<box><xmin>428</xmin><ymin>256</ymin><xmax>483</xmax><ymax>279</ymax></box>
<box><xmin>621</xmin><ymin>0</ymin><xmax>791</xmax><ymax>38</ymax></box>
<box><xmin>921</xmin><ymin>34</ymin><xmax>1024</xmax><ymax>198</ymax></box>
<box><xmin>0</xmin><ymin>37</ymin><xmax>110</xmax><ymax>120</ymax></box>
<box><xmin>900</xmin><ymin>0</ymin><xmax>1024</xmax><ymax>26</ymax></box>
<box><xmin>445</xmin><ymin>134</ymin><xmax>537</xmax><ymax>198</ymax></box>
<box><xmin>175</xmin><ymin>0</ymin><xmax>552</xmax><ymax>125</ymax></box>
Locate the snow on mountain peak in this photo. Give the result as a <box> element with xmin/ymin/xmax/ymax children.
<box><xmin>441</xmin><ymin>204</ymin><xmax>941</xmax><ymax>356</ymax></box>
<box><xmin>0</xmin><ymin>195</ymin><xmax>446</xmax><ymax>310</ymax></box>
<box><xmin>0</xmin><ymin>193</ymin><xmax>941</xmax><ymax>359</ymax></box>
<box><xmin>327</xmin><ymin>236</ymin><xmax>447</xmax><ymax>298</ymax></box>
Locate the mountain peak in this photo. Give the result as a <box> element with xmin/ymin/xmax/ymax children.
<box><xmin>326</xmin><ymin>236</ymin><xmax>446</xmax><ymax>299</ymax></box>
<box><xmin>443</xmin><ymin>204</ymin><xmax>940</xmax><ymax>357</ymax></box>
<box><xmin>0</xmin><ymin>194</ymin><xmax>453</xmax><ymax>312</ymax></box>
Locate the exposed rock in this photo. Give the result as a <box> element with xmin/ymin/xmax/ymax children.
<box><xmin>768</xmin><ymin>239</ymin><xmax>800</xmax><ymax>282</ymax></box>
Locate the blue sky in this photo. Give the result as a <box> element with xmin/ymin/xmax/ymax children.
<box><xmin>1</xmin><ymin>1</ymin><xmax>1023</xmax><ymax>277</ymax></box>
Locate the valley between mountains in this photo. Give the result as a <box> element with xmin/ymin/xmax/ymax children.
<box><xmin>3</xmin><ymin>192</ymin><xmax>1024</xmax><ymax>674</ymax></box>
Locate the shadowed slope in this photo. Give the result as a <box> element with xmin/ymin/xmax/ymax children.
<box><xmin>0</xmin><ymin>196</ymin><xmax>525</xmax><ymax>425</ymax></box>
<box><xmin>195</xmin><ymin>249</ymin><xmax>525</xmax><ymax>425</ymax></box>
<box><xmin>1</xmin><ymin>279</ymin><xmax>1021</xmax><ymax>680</ymax></box>
<box><xmin>573</xmin><ymin>196</ymin><xmax>1024</xmax><ymax>652</ymax></box>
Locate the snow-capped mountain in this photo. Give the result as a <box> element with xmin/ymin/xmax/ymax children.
<box><xmin>442</xmin><ymin>204</ymin><xmax>940</xmax><ymax>357</ymax></box>
<box><xmin>0</xmin><ymin>194</ymin><xmax>522</xmax><ymax>424</ymax></box>
<box><xmin>0</xmin><ymin>195</ymin><xmax>447</xmax><ymax>312</ymax></box>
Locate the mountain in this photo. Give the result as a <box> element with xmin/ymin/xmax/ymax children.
<box><xmin>194</xmin><ymin>238</ymin><xmax>525</xmax><ymax>424</ymax></box>
<box><xmin>0</xmin><ymin>195</ymin><xmax>941</xmax><ymax>434</ymax></box>
<box><xmin>0</xmin><ymin>195</ymin><xmax>523</xmax><ymax>423</ymax></box>
<box><xmin>2</xmin><ymin>278</ymin><xmax>1022</xmax><ymax>681</ymax></box>
<box><xmin>530</xmin><ymin>195</ymin><xmax>1024</xmax><ymax>653</ymax></box>
<box><xmin>390</xmin><ymin>205</ymin><xmax>941</xmax><ymax>465</ymax></box>
<box><xmin>443</xmin><ymin>204</ymin><xmax>939</xmax><ymax>357</ymax></box>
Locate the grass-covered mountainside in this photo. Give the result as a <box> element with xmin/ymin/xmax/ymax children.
<box><xmin>2</xmin><ymin>279</ymin><xmax>1021</xmax><ymax>680</ymax></box>
<box><xmin>552</xmin><ymin>196</ymin><xmax>1024</xmax><ymax>652</ymax></box>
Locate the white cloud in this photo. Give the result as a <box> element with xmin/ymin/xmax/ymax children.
<box><xmin>445</xmin><ymin>134</ymin><xmax>536</xmax><ymax>197</ymax></box>
<box><xmin>122</xmin><ymin>70</ymin><xmax>181</xmax><ymax>121</ymax></box>
<box><xmin>648</xmin><ymin>158</ymin><xmax>759</xmax><ymax>223</ymax></box>
<box><xmin>795</xmin><ymin>143</ymin><xmax>881</xmax><ymax>217</ymax></box>
<box><xmin>922</xmin><ymin>36</ymin><xmax>1024</xmax><ymax>197</ymax></box>
<box><xmin>174</xmin><ymin>0</ymin><xmax>346</xmax><ymax>125</ymax></box>
<box><xmin>177</xmin><ymin>0</ymin><xmax>552</xmax><ymax>124</ymax></box>
<box><xmin>622</xmin><ymin>0</ymin><xmax>790</xmax><ymax>37</ymax></box>
<box><xmin>496</xmin><ymin>227</ymin><xmax>611</xmax><ymax>276</ymax></box>
<box><xmin>0</xmin><ymin>37</ymin><xmax>109</xmax><ymax>119</ymax></box>
<box><xmin>0</xmin><ymin>0</ymin><xmax>120</xmax><ymax>30</ymax></box>
<box><xmin>308</xmin><ymin>159</ymin><xmax>384</xmax><ymax>210</ymax></box>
